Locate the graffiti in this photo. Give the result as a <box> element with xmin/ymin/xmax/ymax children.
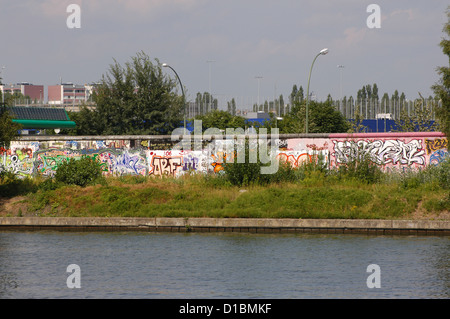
<box><xmin>276</xmin><ymin>152</ymin><xmax>312</xmax><ymax>167</ymax></box>
<box><xmin>150</xmin><ymin>156</ymin><xmax>183</xmax><ymax>177</ymax></box>
<box><xmin>32</xmin><ymin>149</ymin><xmax>147</xmax><ymax>177</ymax></box>
<box><xmin>1</xmin><ymin>134</ymin><xmax>447</xmax><ymax>179</ymax></box>
<box><xmin>276</xmin><ymin>139</ymin><xmax>288</xmax><ymax>150</ymax></box>
<box><xmin>425</xmin><ymin>138</ymin><xmax>448</xmax><ymax>155</ymax></box>
<box><xmin>183</xmin><ymin>154</ymin><xmax>199</xmax><ymax>172</ymax></box>
<box><xmin>430</xmin><ymin>150</ymin><xmax>450</xmax><ymax>166</ymax></box>
<box><xmin>100</xmin><ymin>150</ymin><xmax>147</xmax><ymax>176</ymax></box>
<box><xmin>0</xmin><ymin>153</ymin><xmax>34</xmax><ymax>176</ymax></box>
<box><xmin>210</xmin><ymin>152</ymin><xmax>230</xmax><ymax>173</ymax></box>
<box><xmin>333</xmin><ymin>139</ymin><xmax>426</xmax><ymax>166</ymax></box>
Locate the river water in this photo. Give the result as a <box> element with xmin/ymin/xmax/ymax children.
<box><xmin>0</xmin><ymin>230</ymin><xmax>448</xmax><ymax>299</ymax></box>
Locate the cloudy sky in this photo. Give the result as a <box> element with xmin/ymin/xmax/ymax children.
<box><xmin>0</xmin><ymin>0</ymin><xmax>448</xmax><ymax>110</ymax></box>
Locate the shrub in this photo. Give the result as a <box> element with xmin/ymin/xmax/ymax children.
<box><xmin>436</xmin><ymin>157</ymin><xmax>450</xmax><ymax>189</ymax></box>
<box><xmin>55</xmin><ymin>156</ymin><xmax>105</xmax><ymax>187</ymax></box>
<box><xmin>336</xmin><ymin>152</ymin><xmax>382</xmax><ymax>184</ymax></box>
<box><xmin>0</xmin><ymin>171</ymin><xmax>38</xmax><ymax>197</ymax></box>
<box><xmin>222</xmin><ymin>139</ymin><xmax>267</xmax><ymax>186</ymax></box>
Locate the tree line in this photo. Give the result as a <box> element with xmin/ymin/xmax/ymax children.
<box><xmin>1</xmin><ymin>5</ymin><xmax>449</xmax><ymax>140</ymax></box>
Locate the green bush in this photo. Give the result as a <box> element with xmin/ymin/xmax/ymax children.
<box><xmin>222</xmin><ymin>140</ymin><xmax>266</xmax><ymax>186</ymax></box>
<box><xmin>222</xmin><ymin>139</ymin><xmax>299</xmax><ymax>186</ymax></box>
<box><xmin>436</xmin><ymin>157</ymin><xmax>450</xmax><ymax>189</ymax></box>
<box><xmin>0</xmin><ymin>171</ymin><xmax>38</xmax><ymax>197</ymax></box>
<box><xmin>336</xmin><ymin>152</ymin><xmax>382</xmax><ymax>184</ymax></box>
<box><xmin>55</xmin><ymin>156</ymin><xmax>105</xmax><ymax>187</ymax></box>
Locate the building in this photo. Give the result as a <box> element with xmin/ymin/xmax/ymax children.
<box><xmin>0</xmin><ymin>82</ymin><xmax>45</xmax><ymax>103</ymax></box>
<box><xmin>2</xmin><ymin>106</ymin><xmax>76</xmax><ymax>134</ymax></box>
<box><xmin>48</xmin><ymin>83</ymin><xmax>94</xmax><ymax>106</ymax></box>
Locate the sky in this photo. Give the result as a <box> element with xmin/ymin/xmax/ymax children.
<box><xmin>0</xmin><ymin>0</ymin><xmax>448</xmax><ymax>111</ymax></box>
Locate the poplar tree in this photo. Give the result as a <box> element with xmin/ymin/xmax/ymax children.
<box><xmin>433</xmin><ymin>7</ymin><xmax>450</xmax><ymax>137</ymax></box>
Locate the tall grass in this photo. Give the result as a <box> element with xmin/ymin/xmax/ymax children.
<box><xmin>1</xmin><ymin>153</ymin><xmax>449</xmax><ymax>219</ymax></box>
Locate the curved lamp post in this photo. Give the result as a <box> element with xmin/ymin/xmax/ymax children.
<box><xmin>305</xmin><ymin>48</ymin><xmax>328</xmax><ymax>134</ymax></box>
<box><xmin>162</xmin><ymin>63</ymin><xmax>186</xmax><ymax>130</ymax></box>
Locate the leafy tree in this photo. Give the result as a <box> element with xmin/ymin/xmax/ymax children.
<box><xmin>71</xmin><ymin>51</ymin><xmax>183</xmax><ymax>135</ymax></box>
<box><xmin>0</xmin><ymin>108</ymin><xmax>22</xmax><ymax>149</ymax></box>
<box><xmin>65</xmin><ymin>105</ymin><xmax>99</xmax><ymax>136</ymax></box>
<box><xmin>277</xmin><ymin>100</ymin><xmax>350</xmax><ymax>133</ymax></box>
<box><xmin>432</xmin><ymin>7</ymin><xmax>450</xmax><ymax>137</ymax></box>
<box><xmin>308</xmin><ymin>100</ymin><xmax>350</xmax><ymax>133</ymax></box>
<box><xmin>394</xmin><ymin>99</ymin><xmax>439</xmax><ymax>132</ymax></box>
<box><xmin>193</xmin><ymin>110</ymin><xmax>247</xmax><ymax>132</ymax></box>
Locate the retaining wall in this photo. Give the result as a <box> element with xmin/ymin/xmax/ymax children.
<box><xmin>0</xmin><ymin>217</ymin><xmax>449</xmax><ymax>236</ymax></box>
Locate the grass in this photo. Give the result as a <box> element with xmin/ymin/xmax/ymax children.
<box><xmin>0</xmin><ymin>171</ymin><xmax>447</xmax><ymax>220</ymax></box>
<box><xmin>1</xmin><ymin>156</ymin><xmax>449</xmax><ymax>220</ymax></box>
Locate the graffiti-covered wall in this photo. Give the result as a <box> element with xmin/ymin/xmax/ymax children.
<box><xmin>0</xmin><ymin>132</ymin><xmax>447</xmax><ymax>178</ymax></box>
<box><xmin>286</xmin><ymin>132</ymin><xmax>448</xmax><ymax>169</ymax></box>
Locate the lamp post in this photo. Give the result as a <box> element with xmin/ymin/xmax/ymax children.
<box><xmin>1</xmin><ymin>66</ymin><xmax>5</xmax><ymax>105</ymax></box>
<box><xmin>305</xmin><ymin>48</ymin><xmax>328</xmax><ymax>134</ymax></box>
<box><xmin>162</xmin><ymin>63</ymin><xmax>186</xmax><ymax>130</ymax></box>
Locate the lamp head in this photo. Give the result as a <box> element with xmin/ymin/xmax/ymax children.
<box><xmin>320</xmin><ymin>48</ymin><xmax>329</xmax><ymax>55</ymax></box>
<box><xmin>162</xmin><ymin>63</ymin><xmax>168</xmax><ymax>67</ymax></box>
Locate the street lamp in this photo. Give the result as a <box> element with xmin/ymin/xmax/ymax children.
<box><xmin>162</xmin><ymin>63</ymin><xmax>186</xmax><ymax>130</ymax></box>
<box><xmin>305</xmin><ymin>48</ymin><xmax>328</xmax><ymax>134</ymax></box>
<box><xmin>1</xmin><ymin>66</ymin><xmax>5</xmax><ymax>105</ymax></box>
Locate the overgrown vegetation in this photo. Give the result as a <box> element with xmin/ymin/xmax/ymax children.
<box><xmin>1</xmin><ymin>153</ymin><xmax>449</xmax><ymax>219</ymax></box>
<box><xmin>54</xmin><ymin>156</ymin><xmax>105</xmax><ymax>187</ymax></box>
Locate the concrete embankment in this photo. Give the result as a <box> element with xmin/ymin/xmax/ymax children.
<box><xmin>0</xmin><ymin>217</ymin><xmax>449</xmax><ymax>236</ymax></box>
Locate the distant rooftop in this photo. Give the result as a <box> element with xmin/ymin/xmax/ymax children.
<box><xmin>2</xmin><ymin>106</ymin><xmax>76</xmax><ymax>129</ymax></box>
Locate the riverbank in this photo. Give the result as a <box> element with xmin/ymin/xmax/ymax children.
<box><xmin>1</xmin><ymin>172</ymin><xmax>450</xmax><ymax>221</ymax></box>
<box><xmin>0</xmin><ymin>216</ymin><xmax>449</xmax><ymax>235</ymax></box>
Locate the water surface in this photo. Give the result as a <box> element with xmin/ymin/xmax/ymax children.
<box><xmin>0</xmin><ymin>231</ymin><xmax>448</xmax><ymax>298</ymax></box>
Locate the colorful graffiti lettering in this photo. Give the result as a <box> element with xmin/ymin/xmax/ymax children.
<box><xmin>425</xmin><ymin>138</ymin><xmax>448</xmax><ymax>155</ymax></box>
<box><xmin>276</xmin><ymin>152</ymin><xmax>312</xmax><ymax>167</ymax></box>
<box><xmin>1</xmin><ymin>133</ymin><xmax>447</xmax><ymax>179</ymax></box>
<box><xmin>183</xmin><ymin>154</ymin><xmax>199</xmax><ymax>172</ymax></box>
<box><xmin>210</xmin><ymin>152</ymin><xmax>228</xmax><ymax>173</ymax></box>
<box><xmin>430</xmin><ymin>150</ymin><xmax>450</xmax><ymax>166</ymax></box>
<box><xmin>150</xmin><ymin>156</ymin><xmax>183</xmax><ymax>177</ymax></box>
<box><xmin>333</xmin><ymin>139</ymin><xmax>426</xmax><ymax>166</ymax></box>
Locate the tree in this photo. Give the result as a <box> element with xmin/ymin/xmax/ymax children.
<box><xmin>194</xmin><ymin>110</ymin><xmax>247</xmax><ymax>132</ymax></box>
<box><xmin>73</xmin><ymin>51</ymin><xmax>183</xmax><ymax>135</ymax></box>
<box><xmin>65</xmin><ymin>105</ymin><xmax>100</xmax><ymax>136</ymax></box>
<box><xmin>0</xmin><ymin>108</ymin><xmax>22</xmax><ymax>149</ymax></box>
<box><xmin>394</xmin><ymin>99</ymin><xmax>439</xmax><ymax>132</ymax></box>
<box><xmin>308</xmin><ymin>100</ymin><xmax>350</xmax><ymax>133</ymax></box>
<box><xmin>277</xmin><ymin>100</ymin><xmax>350</xmax><ymax>134</ymax></box>
<box><xmin>227</xmin><ymin>98</ymin><xmax>236</xmax><ymax>116</ymax></box>
<box><xmin>432</xmin><ymin>7</ymin><xmax>450</xmax><ymax>137</ymax></box>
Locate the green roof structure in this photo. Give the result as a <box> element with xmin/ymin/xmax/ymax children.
<box><xmin>2</xmin><ymin>106</ymin><xmax>76</xmax><ymax>129</ymax></box>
